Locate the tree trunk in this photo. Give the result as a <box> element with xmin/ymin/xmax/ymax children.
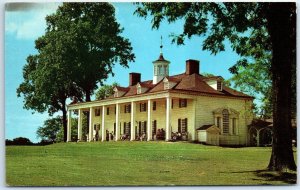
<box><xmin>85</xmin><ymin>90</ymin><xmax>91</xmax><ymax>102</ymax></box>
<box><xmin>266</xmin><ymin>3</ymin><xmax>296</xmax><ymax>171</ymax></box>
<box><xmin>85</xmin><ymin>90</ymin><xmax>91</xmax><ymax>141</ymax></box>
<box><xmin>62</xmin><ymin>101</ymin><xmax>68</xmax><ymax>142</ymax></box>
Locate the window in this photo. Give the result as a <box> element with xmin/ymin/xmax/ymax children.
<box><xmin>114</xmin><ymin>91</ymin><xmax>118</xmax><ymax>98</ymax></box>
<box><xmin>178</xmin><ymin>118</ymin><xmax>188</xmax><ymax>133</ymax></box>
<box><xmin>137</xmin><ymin>87</ymin><xmax>142</xmax><ymax>94</ymax></box>
<box><xmin>216</xmin><ymin>117</ymin><xmax>221</xmax><ymax>128</ymax></box>
<box><xmin>152</xmin><ymin>120</ymin><xmax>157</xmax><ymax>136</ymax></box>
<box><xmin>140</xmin><ymin>102</ymin><xmax>147</xmax><ymax>112</ymax></box>
<box><xmin>138</xmin><ymin>121</ymin><xmax>147</xmax><ymax>136</ymax></box>
<box><xmin>115</xmin><ymin>107</ymin><xmax>116</xmax><ymax>114</ymax></box>
<box><xmin>164</xmin><ymin>65</ymin><xmax>168</xmax><ymax>75</ymax></box>
<box><xmin>106</xmin><ymin>107</ymin><xmax>110</xmax><ymax>115</ymax></box>
<box><xmin>171</xmin><ymin>99</ymin><xmax>174</xmax><ymax>109</ymax></box>
<box><xmin>113</xmin><ymin>123</ymin><xmax>116</xmax><ymax>135</ymax></box>
<box><xmin>95</xmin><ymin>108</ymin><xmax>100</xmax><ymax>116</ymax></box>
<box><xmin>222</xmin><ymin>109</ymin><xmax>229</xmax><ymax>134</ymax></box>
<box><xmin>158</xmin><ymin>65</ymin><xmax>162</xmax><ymax>75</ymax></box>
<box><xmin>232</xmin><ymin>118</ymin><xmax>237</xmax><ymax>135</ymax></box>
<box><xmin>179</xmin><ymin>99</ymin><xmax>187</xmax><ymax>108</ymax></box>
<box><xmin>123</xmin><ymin>122</ymin><xmax>131</xmax><ymax>135</ymax></box>
<box><xmin>124</xmin><ymin>104</ymin><xmax>131</xmax><ymax>113</ymax></box>
<box><xmin>153</xmin><ymin>101</ymin><xmax>156</xmax><ymax>111</ymax></box>
<box><xmin>164</xmin><ymin>82</ymin><xmax>169</xmax><ymax>90</ymax></box>
<box><xmin>217</xmin><ymin>81</ymin><xmax>222</xmax><ymax>91</ymax></box>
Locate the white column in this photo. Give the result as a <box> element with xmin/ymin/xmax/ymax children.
<box><xmin>101</xmin><ymin>106</ymin><xmax>106</xmax><ymax>142</ymax></box>
<box><xmin>130</xmin><ymin>101</ymin><xmax>136</xmax><ymax>141</ymax></box>
<box><xmin>147</xmin><ymin>99</ymin><xmax>152</xmax><ymax>141</ymax></box>
<box><xmin>115</xmin><ymin>103</ymin><xmax>120</xmax><ymax>141</ymax></box>
<box><xmin>77</xmin><ymin>109</ymin><xmax>82</xmax><ymax>141</ymax></box>
<box><xmin>88</xmin><ymin>107</ymin><xmax>94</xmax><ymax>142</ymax></box>
<box><xmin>67</xmin><ymin>110</ymin><xmax>72</xmax><ymax>142</ymax></box>
<box><xmin>165</xmin><ymin>97</ymin><xmax>171</xmax><ymax>141</ymax></box>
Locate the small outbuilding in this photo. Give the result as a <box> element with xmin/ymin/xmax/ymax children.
<box><xmin>197</xmin><ymin>125</ymin><xmax>220</xmax><ymax>146</ymax></box>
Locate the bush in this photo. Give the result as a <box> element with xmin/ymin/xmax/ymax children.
<box><xmin>5</xmin><ymin>139</ymin><xmax>13</xmax><ymax>145</ymax></box>
<box><xmin>7</xmin><ymin>137</ymin><xmax>34</xmax><ymax>146</ymax></box>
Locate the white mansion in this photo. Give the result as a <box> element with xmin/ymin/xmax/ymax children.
<box><xmin>67</xmin><ymin>48</ymin><xmax>254</xmax><ymax>146</ymax></box>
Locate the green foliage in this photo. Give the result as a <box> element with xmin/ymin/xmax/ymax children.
<box><xmin>134</xmin><ymin>2</ymin><xmax>296</xmax><ymax>118</ymax></box>
<box><xmin>11</xmin><ymin>137</ymin><xmax>33</xmax><ymax>145</ymax></box>
<box><xmin>36</xmin><ymin>116</ymin><xmax>62</xmax><ymax>142</ymax></box>
<box><xmin>134</xmin><ymin>2</ymin><xmax>297</xmax><ymax>171</ymax></box>
<box><xmin>95</xmin><ymin>82</ymin><xmax>119</xmax><ymax>100</ymax></box>
<box><xmin>17</xmin><ymin>2</ymin><xmax>135</xmax><ymax>141</ymax></box>
<box><xmin>56</xmin><ymin>117</ymin><xmax>79</xmax><ymax>142</ymax></box>
<box><xmin>228</xmin><ymin>59</ymin><xmax>273</xmax><ymax>118</ymax></box>
<box><xmin>201</xmin><ymin>72</ymin><xmax>231</xmax><ymax>87</ymax></box>
<box><xmin>44</xmin><ymin>3</ymin><xmax>135</xmax><ymax>101</ymax></box>
<box><xmin>134</xmin><ymin>3</ymin><xmax>274</xmax><ymax>117</ymax></box>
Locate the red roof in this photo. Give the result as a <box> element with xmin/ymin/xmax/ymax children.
<box><xmin>115</xmin><ymin>86</ymin><xmax>130</xmax><ymax>91</ymax></box>
<box><xmin>109</xmin><ymin>72</ymin><xmax>253</xmax><ymax>99</ymax></box>
<box><xmin>153</xmin><ymin>53</ymin><xmax>170</xmax><ymax>62</ymax></box>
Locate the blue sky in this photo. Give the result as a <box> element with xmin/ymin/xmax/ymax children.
<box><xmin>5</xmin><ymin>2</ymin><xmax>242</xmax><ymax>142</ymax></box>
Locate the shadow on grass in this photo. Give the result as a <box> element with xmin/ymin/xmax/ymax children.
<box><xmin>221</xmin><ymin>169</ymin><xmax>297</xmax><ymax>184</ymax></box>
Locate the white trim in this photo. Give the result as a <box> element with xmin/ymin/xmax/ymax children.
<box><xmin>88</xmin><ymin>107</ymin><xmax>94</xmax><ymax>142</ymax></box>
<box><xmin>130</xmin><ymin>102</ymin><xmax>136</xmax><ymax>141</ymax></box>
<box><xmin>101</xmin><ymin>106</ymin><xmax>105</xmax><ymax>142</ymax></box>
<box><xmin>77</xmin><ymin>109</ymin><xmax>82</xmax><ymax>141</ymax></box>
<box><xmin>147</xmin><ymin>99</ymin><xmax>152</xmax><ymax>141</ymax></box>
<box><xmin>67</xmin><ymin>110</ymin><xmax>72</xmax><ymax>142</ymax></box>
<box><xmin>115</xmin><ymin>103</ymin><xmax>120</xmax><ymax>141</ymax></box>
<box><xmin>165</xmin><ymin>97</ymin><xmax>171</xmax><ymax>141</ymax></box>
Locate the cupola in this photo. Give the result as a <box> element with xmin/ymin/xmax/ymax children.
<box><xmin>153</xmin><ymin>36</ymin><xmax>170</xmax><ymax>84</ymax></box>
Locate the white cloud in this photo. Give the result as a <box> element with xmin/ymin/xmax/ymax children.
<box><xmin>5</xmin><ymin>3</ymin><xmax>60</xmax><ymax>40</ymax></box>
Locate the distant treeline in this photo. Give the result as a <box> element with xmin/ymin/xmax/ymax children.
<box><xmin>6</xmin><ymin>137</ymin><xmax>53</xmax><ymax>146</ymax></box>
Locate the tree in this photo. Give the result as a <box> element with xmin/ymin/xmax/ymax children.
<box><xmin>56</xmin><ymin>117</ymin><xmax>79</xmax><ymax>142</ymax></box>
<box><xmin>45</xmin><ymin>3</ymin><xmax>135</xmax><ymax>102</ymax></box>
<box><xmin>95</xmin><ymin>82</ymin><xmax>119</xmax><ymax>100</ymax></box>
<box><xmin>36</xmin><ymin>116</ymin><xmax>62</xmax><ymax>142</ymax></box>
<box><xmin>229</xmin><ymin>59</ymin><xmax>273</xmax><ymax>118</ymax></box>
<box><xmin>11</xmin><ymin>137</ymin><xmax>33</xmax><ymax>146</ymax></box>
<box><xmin>135</xmin><ymin>2</ymin><xmax>296</xmax><ymax>171</ymax></box>
<box><xmin>17</xmin><ymin>2</ymin><xmax>135</xmax><ymax>141</ymax></box>
<box><xmin>17</xmin><ymin>48</ymin><xmax>83</xmax><ymax>142</ymax></box>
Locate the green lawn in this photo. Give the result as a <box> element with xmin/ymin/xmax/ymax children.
<box><xmin>6</xmin><ymin>141</ymin><xmax>297</xmax><ymax>186</ymax></box>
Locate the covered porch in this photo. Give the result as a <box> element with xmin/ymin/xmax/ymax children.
<box><xmin>66</xmin><ymin>92</ymin><xmax>196</xmax><ymax>142</ymax></box>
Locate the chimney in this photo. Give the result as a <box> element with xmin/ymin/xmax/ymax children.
<box><xmin>129</xmin><ymin>72</ymin><xmax>141</xmax><ymax>86</ymax></box>
<box><xmin>186</xmin><ymin>59</ymin><xmax>200</xmax><ymax>75</ymax></box>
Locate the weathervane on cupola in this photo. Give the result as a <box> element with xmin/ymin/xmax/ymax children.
<box><xmin>160</xmin><ymin>35</ymin><xmax>163</xmax><ymax>54</ymax></box>
<box><xmin>152</xmin><ymin>35</ymin><xmax>171</xmax><ymax>84</ymax></box>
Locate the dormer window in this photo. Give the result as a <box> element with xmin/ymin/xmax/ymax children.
<box><xmin>136</xmin><ymin>83</ymin><xmax>149</xmax><ymax>94</ymax></box>
<box><xmin>137</xmin><ymin>86</ymin><xmax>142</xmax><ymax>94</ymax></box>
<box><xmin>204</xmin><ymin>76</ymin><xmax>224</xmax><ymax>91</ymax></box>
<box><xmin>163</xmin><ymin>78</ymin><xmax>177</xmax><ymax>90</ymax></box>
<box><xmin>217</xmin><ymin>81</ymin><xmax>222</xmax><ymax>91</ymax></box>
<box><xmin>114</xmin><ymin>92</ymin><xmax>118</xmax><ymax>97</ymax></box>
<box><xmin>113</xmin><ymin>87</ymin><xmax>127</xmax><ymax>97</ymax></box>
<box><xmin>164</xmin><ymin>82</ymin><xmax>170</xmax><ymax>90</ymax></box>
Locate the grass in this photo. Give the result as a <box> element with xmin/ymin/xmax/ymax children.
<box><xmin>6</xmin><ymin>141</ymin><xmax>297</xmax><ymax>186</ymax></box>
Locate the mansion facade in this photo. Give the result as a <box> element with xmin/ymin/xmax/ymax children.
<box><xmin>67</xmin><ymin>50</ymin><xmax>254</xmax><ymax>146</ymax></box>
